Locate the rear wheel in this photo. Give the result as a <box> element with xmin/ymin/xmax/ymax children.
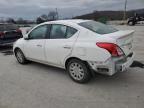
<box><xmin>128</xmin><ymin>21</ymin><xmax>135</xmax><ymax>26</ymax></box>
<box><xmin>67</xmin><ymin>59</ymin><xmax>92</xmax><ymax>83</ymax></box>
<box><xmin>15</xmin><ymin>49</ymin><xmax>27</xmax><ymax>64</ymax></box>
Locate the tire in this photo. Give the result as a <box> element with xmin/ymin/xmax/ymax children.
<box><xmin>128</xmin><ymin>21</ymin><xmax>135</xmax><ymax>26</ymax></box>
<box><xmin>66</xmin><ymin>59</ymin><xmax>92</xmax><ymax>83</ymax></box>
<box><xmin>15</xmin><ymin>49</ymin><xmax>27</xmax><ymax>64</ymax></box>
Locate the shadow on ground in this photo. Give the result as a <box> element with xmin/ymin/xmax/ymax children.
<box><xmin>130</xmin><ymin>60</ymin><xmax>144</xmax><ymax>68</ymax></box>
<box><xmin>22</xmin><ymin>61</ymin><xmax>140</xmax><ymax>85</ymax></box>
<box><xmin>0</xmin><ymin>46</ymin><xmax>13</xmax><ymax>56</ymax></box>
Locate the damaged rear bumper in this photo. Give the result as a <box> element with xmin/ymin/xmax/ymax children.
<box><xmin>88</xmin><ymin>52</ymin><xmax>135</xmax><ymax>76</ymax></box>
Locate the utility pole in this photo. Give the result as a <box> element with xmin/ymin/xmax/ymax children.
<box><xmin>55</xmin><ymin>8</ymin><xmax>59</xmax><ymax>20</ymax></box>
<box><xmin>123</xmin><ymin>0</ymin><xmax>127</xmax><ymax>21</ymax></box>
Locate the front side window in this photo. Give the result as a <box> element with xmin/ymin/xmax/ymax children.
<box><xmin>50</xmin><ymin>24</ymin><xmax>77</xmax><ymax>39</ymax></box>
<box><xmin>79</xmin><ymin>21</ymin><xmax>118</xmax><ymax>35</ymax></box>
<box><xmin>29</xmin><ymin>25</ymin><xmax>47</xmax><ymax>39</ymax></box>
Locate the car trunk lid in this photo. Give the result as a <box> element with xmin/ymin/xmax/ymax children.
<box><xmin>104</xmin><ymin>30</ymin><xmax>134</xmax><ymax>56</ymax></box>
<box><xmin>3</xmin><ymin>30</ymin><xmax>22</xmax><ymax>39</ymax></box>
<box><xmin>0</xmin><ymin>24</ymin><xmax>22</xmax><ymax>40</ymax></box>
<box><xmin>0</xmin><ymin>30</ymin><xmax>22</xmax><ymax>40</ymax></box>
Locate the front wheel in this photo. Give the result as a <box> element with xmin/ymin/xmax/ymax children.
<box><xmin>15</xmin><ymin>49</ymin><xmax>27</xmax><ymax>64</ymax></box>
<box><xmin>67</xmin><ymin>59</ymin><xmax>92</xmax><ymax>83</ymax></box>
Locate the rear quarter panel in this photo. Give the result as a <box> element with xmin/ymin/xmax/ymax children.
<box><xmin>69</xmin><ymin>29</ymin><xmax>116</xmax><ymax>63</ymax></box>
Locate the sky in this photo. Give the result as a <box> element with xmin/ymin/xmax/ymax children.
<box><xmin>0</xmin><ymin>0</ymin><xmax>144</xmax><ymax>20</ymax></box>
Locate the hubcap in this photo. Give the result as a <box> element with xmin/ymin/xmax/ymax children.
<box><xmin>69</xmin><ymin>62</ymin><xmax>84</xmax><ymax>80</ymax></box>
<box><xmin>16</xmin><ymin>51</ymin><xmax>23</xmax><ymax>63</ymax></box>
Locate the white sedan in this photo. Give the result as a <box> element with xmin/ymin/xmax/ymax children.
<box><xmin>13</xmin><ymin>20</ymin><xmax>135</xmax><ymax>83</ymax></box>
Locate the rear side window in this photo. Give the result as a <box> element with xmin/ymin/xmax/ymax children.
<box><xmin>79</xmin><ymin>21</ymin><xmax>118</xmax><ymax>35</ymax></box>
<box><xmin>66</xmin><ymin>27</ymin><xmax>77</xmax><ymax>38</ymax></box>
<box><xmin>50</xmin><ymin>24</ymin><xmax>77</xmax><ymax>39</ymax></box>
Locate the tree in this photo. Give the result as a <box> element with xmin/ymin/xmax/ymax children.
<box><xmin>17</xmin><ymin>18</ymin><xmax>24</xmax><ymax>24</ymax></box>
<box><xmin>6</xmin><ymin>18</ymin><xmax>16</xmax><ymax>24</ymax></box>
<box><xmin>48</xmin><ymin>11</ymin><xmax>58</xmax><ymax>21</ymax></box>
<box><xmin>36</xmin><ymin>14</ymin><xmax>48</xmax><ymax>24</ymax></box>
<box><xmin>36</xmin><ymin>17</ymin><xmax>45</xmax><ymax>24</ymax></box>
<box><xmin>16</xmin><ymin>18</ymin><xmax>30</xmax><ymax>24</ymax></box>
<box><xmin>36</xmin><ymin>10</ymin><xmax>59</xmax><ymax>24</ymax></box>
<box><xmin>0</xmin><ymin>17</ymin><xmax>5</xmax><ymax>23</ymax></box>
<box><xmin>40</xmin><ymin>14</ymin><xmax>48</xmax><ymax>21</ymax></box>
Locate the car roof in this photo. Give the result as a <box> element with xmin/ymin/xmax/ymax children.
<box><xmin>54</xmin><ymin>19</ymin><xmax>90</xmax><ymax>23</ymax></box>
<box><xmin>43</xmin><ymin>19</ymin><xmax>91</xmax><ymax>25</ymax></box>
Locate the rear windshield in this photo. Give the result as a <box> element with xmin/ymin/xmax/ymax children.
<box><xmin>79</xmin><ymin>21</ymin><xmax>118</xmax><ymax>34</ymax></box>
<box><xmin>0</xmin><ymin>24</ymin><xmax>18</xmax><ymax>31</ymax></box>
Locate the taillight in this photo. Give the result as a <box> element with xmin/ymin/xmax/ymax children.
<box><xmin>0</xmin><ymin>32</ymin><xmax>4</xmax><ymax>38</ymax></box>
<box><xmin>16</xmin><ymin>28</ymin><xmax>22</xmax><ymax>33</ymax></box>
<box><xmin>96</xmin><ymin>42</ymin><xmax>124</xmax><ymax>57</ymax></box>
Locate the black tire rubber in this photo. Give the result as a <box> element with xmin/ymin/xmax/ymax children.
<box><xmin>15</xmin><ymin>49</ymin><xmax>27</xmax><ymax>64</ymax></box>
<box><xmin>128</xmin><ymin>21</ymin><xmax>135</xmax><ymax>26</ymax></box>
<box><xmin>66</xmin><ymin>59</ymin><xmax>92</xmax><ymax>83</ymax></box>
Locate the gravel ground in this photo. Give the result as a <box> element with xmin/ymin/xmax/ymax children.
<box><xmin>0</xmin><ymin>25</ymin><xmax>144</xmax><ymax>108</ymax></box>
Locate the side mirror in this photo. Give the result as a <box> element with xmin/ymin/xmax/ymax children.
<box><xmin>24</xmin><ymin>34</ymin><xmax>29</xmax><ymax>40</ymax></box>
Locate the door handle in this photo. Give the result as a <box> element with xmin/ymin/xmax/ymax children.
<box><xmin>36</xmin><ymin>44</ymin><xmax>42</xmax><ymax>47</ymax></box>
<box><xmin>63</xmin><ymin>45</ymin><xmax>72</xmax><ymax>49</ymax></box>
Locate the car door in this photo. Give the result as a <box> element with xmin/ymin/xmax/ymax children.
<box><xmin>24</xmin><ymin>24</ymin><xmax>50</xmax><ymax>62</ymax></box>
<box><xmin>45</xmin><ymin>24</ymin><xmax>78</xmax><ymax>66</ymax></box>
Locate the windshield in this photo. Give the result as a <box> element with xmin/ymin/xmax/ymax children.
<box><xmin>79</xmin><ymin>21</ymin><xmax>118</xmax><ymax>34</ymax></box>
